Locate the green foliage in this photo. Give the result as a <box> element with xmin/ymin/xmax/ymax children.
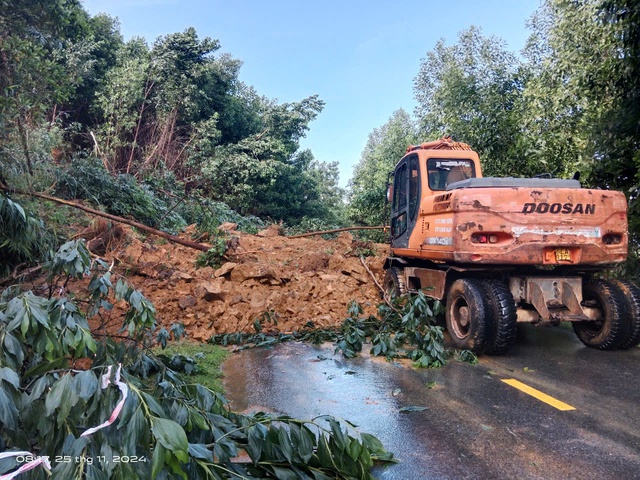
<box><xmin>333</xmin><ymin>293</ymin><xmax>449</xmax><ymax>368</ymax></box>
<box><xmin>200</xmin><ymin>98</ymin><xmax>346</xmax><ymax>223</ymax></box>
<box><xmin>414</xmin><ymin>26</ymin><xmax>533</xmax><ymax>178</ymax></box>
<box><xmin>215</xmin><ymin>292</ymin><xmax>451</xmax><ymax>369</ymax></box>
<box><xmin>348</xmin><ymin>109</ymin><xmax>417</xmax><ymax>234</ymax></box>
<box><xmin>0</xmin><ymin>238</ymin><xmax>395</xmax><ymax>479</ymax></box>
<box><xmin>334</xmin><ymin>302</ymin><xmax>368</xmax><ymax>358</ymax></box>
<box><xmin>194</xmin><ymin>235</ymin><xmax>228</xmax><ymax>270</ymax></box>
<box><xmin>154</xmin><ymin>342</ymin><xmax>228</xmax><ymax>392</ymax></box>
<box><xmin>54</xmin><ymin>158</ymin><xmax>185</xmax><ymax>231</ymax></box>
<box><xmin>1</xmin><ymin>2</ymin><xmax>344</xmax><ymax>230</ymax></box>
<box><xmin>0</xmin><ymin>195</ymin><xmax>52</xmax><ymax>276</ymax></box>
<box><xmin>52</xmin><ymin>158</ymin><xmax>265</xmax><ymax>235</ymax></box>
<box><xmin>455</xmin><ymin>350</ymin><xmax>479</xmax><ymax>364</ymax></box>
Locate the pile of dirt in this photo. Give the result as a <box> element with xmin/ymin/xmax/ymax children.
<box><xmin>106</xmin><ymin>226</ymin><xmax>388</xmax><ymax>341</ymax></box>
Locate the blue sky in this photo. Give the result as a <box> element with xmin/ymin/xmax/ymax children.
<box><xmin>82</xmin><ymin>0</ymin><xmax>541</xmax><ymax>187</ymax></box>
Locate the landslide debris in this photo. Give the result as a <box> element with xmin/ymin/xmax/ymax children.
<box><xmin>107</xmin><ymin>226</ymin><xmax>388</xmax><ymax>341</ymax></box>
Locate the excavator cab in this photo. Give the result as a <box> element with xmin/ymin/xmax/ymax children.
<box><xmin>389</xmin><ymin>153</ymin><xmax>420</xmax><ymax>249</ymax></box>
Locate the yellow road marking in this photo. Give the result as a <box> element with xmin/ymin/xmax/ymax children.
<box><xmin>501</xmin><ymin>379</ymin><xmax>576</xmax><ymax>411</ymax></box>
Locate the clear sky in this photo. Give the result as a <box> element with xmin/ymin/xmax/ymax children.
<box><xmin>82</xmin><ymin>0</ymin><xmax>541</xmax><ymax>187</ymax></box>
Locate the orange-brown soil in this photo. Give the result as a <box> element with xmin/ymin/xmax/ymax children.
<box><xmin>91</xmin><ymin>225</ymin><xmax>388</xmax><ymax>342</ymax></box>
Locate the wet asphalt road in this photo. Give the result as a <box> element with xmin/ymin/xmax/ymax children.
<box><xmin>223</xmin><ymin>324</ymin><xmax>640</xmax><ymax>480</ymax></box>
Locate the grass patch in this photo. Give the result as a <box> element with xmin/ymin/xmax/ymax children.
<box><xmin>156</xmin><ymin>341</ymin><xmax>229</xmax><ymax>392</ymax></box>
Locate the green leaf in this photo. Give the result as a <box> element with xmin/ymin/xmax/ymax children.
<box><xmin>142</xmin><ymin>392</ymin><xmax>167</xmax><ymax>416</ymax></box>
<box><xmin>269</xmin><ymin>466</ymin><xmax>298</xmax><ymax>480</ymax></box>
<box><xmin>277</xmin><ymin>426</ymin><xmax>294</xmax><ymax>462</ymax></box>
<box><xmin>246</xmin><ymin>423</ymin><xmax>267</xmax><ymax>463</ymax></box>
<box><xmin>23</xmin><ymin>356</ymin><xmax>67</xmax><ymax>378</ymax></box>
<box><xmin>0</xmin><ymin>387</ymin><xmax>18</xmax><ymax>430</ymax></box>
<box><xmin>151</xmin><ymin>417</ymin><xmax>189</xmax><ymax>454</ymax></box>
<box><xmin>3</xmin><ymin>332</ymin><xmax>24</xmax><ymax>367</ymax></box>
<box><xmin>151</xmin><ymin>443</ymin><xmax>166</xmax><ymax>479</ymax></box>
<box><xmin>328</xmin><ymin>417</ymin><xmax>348</xmax><ymax>451</ymax></box>
<box><xmin>290</xmin><ymin>423</ymin><xmax>314</xmax><ymax>463</ymax></box>
<box><xmin>360</xmin><ymin>432</ymin><xmax>385</xmax><ymax>454</ymax></box>
<box><xmin>0</xmin><ymin>367</ymin><xmax>20</xmax><ymax>389</ymax></box>
<box><xmin>212</xmin><ymin>437</ymin><xmax>237</xmax><ymax>463</ymax></box>
<box><xmin>347</xmin><ymin>438</ymin><xmax>363</xmax><ymax>461</ymax></box>
<box><xmin>73</xmin><ymin>369</ymin><xmax>98</xmax><ymax>400</ymax></box>
<box><xmin>317</xmin><ymin>435</ymin><xmax>333</xmax><ymax>466</ymax></box>
<box><xmin>398</xmin><ymin>405</ymin><xmax>428</xmax><ymax>413</ymax></box>
<box><xmin>426</xmin><ymin>381</ymin><xmax>438</xmax><ymax>389</ymax></box>
<box><xmin>45</xmin><ymin>373</ymin><xmax>73</xmax><ymax>416</ymax></box>
<box><xmin>188</xmin><ymin>443</ymin><xmax>213</xmax><ymax>462</ymax></box>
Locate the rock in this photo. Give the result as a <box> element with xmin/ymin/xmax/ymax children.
<box><xmin>178</xmin><ymin>295</ymin><xmax>197</xmax><ymax>310</ymax></box>
<box><xmin>351</xmin><ymin>272</ymin><xmax>369</xmax><ymax>285</ymax></box>
<box><xmin>171</xmin><ymin>271</ymin><xmax>194</xmax><ymax>282</ymax></box>
<box><xmin>257</xmin><ymin>224</ymin><xmax>283</xmax><ymax>237</ymax></box>
<box><xmin>299</xmin><ymin>253</ymin><xmax>330</xmax><ymax>272</ymax></box>
<box><xmin>320</xmin><ymin>274</ymin><xmax>341</xmax><ymax>282</ymax></box>
<box><xmin>218</xmin><ymin>222</ymin><xmax>238</xmax><ymax>233</ymax></box>
<box><xmin>250</xmin><ymin>291</ymin><xmax>266</xmax><ymax>310</ymax></box>
<box><xmin>336</xmin><ymin>232</ymin><xmax>354</xmax><ymax>247</ymax></box>
<box><xmin>229</xmin><ymin>294</ymin><xmax>244</xmax><ymax>306</ymax></box>
<box><xmin>214</xmin><ymin>262</ymin><xmax>237</xmax><ymax>278</ymax></box>
<box><xmin>195</xmin><ymin>280</ymin><xmax>224</xmax><ymax>302</ymax></box>
<box><xmin>197</xmin><ymin>266</ymin><xmax>215</xmax><ymax>278</ymax></box>
<box><xmin>231</xmin><ymin>264</ymin><xmax>281</xmax><ymax>283</ymax></box>
<box><xmin>208</xmin><ymin>304</ymin><xmax>226</xmax><ymax>318</ymax></box>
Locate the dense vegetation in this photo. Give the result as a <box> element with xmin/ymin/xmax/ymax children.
<box><xmin>0</xmin><ymin>1</ymin><xmax>343</xmax><ymax>230</ymax></box>
<box><xmin>1</xmin><ymin>0</ymin><xmax>639</xmax><ymax>477</ymax></box>
<box><xmin>349</xmin><ymin>0</ymin><xmax>640</xmax><ymax>262</ymax></box>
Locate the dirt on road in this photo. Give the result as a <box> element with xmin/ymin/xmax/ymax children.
<box><xmin>96</xmin><ymin>225</ymin><xmax>388</xmax><ymax>341</ymax></box>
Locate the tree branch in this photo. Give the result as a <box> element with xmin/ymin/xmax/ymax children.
<box><xmin>1</xmin><ymin>185</ymin><xmax>213</xmax><ymax>252</ymax></box>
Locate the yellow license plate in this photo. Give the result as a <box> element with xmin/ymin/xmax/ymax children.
<box><xmin>555</xmin><ymin>248</ymin><xmax>571</xmax><ymax>261</ymax></box>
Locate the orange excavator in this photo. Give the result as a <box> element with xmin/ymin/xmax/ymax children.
<box><xmin>383</xmin><ymin>137</ymin><xmax>639</xmax><ymax>354</ymax></box>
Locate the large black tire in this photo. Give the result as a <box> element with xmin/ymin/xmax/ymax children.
<box><xmin>613</xmin><ymin>279</ymin><xmax>640</xmax><ymax>350</ymax></box>
<box><xmin>383</xmin><ymin>267</ymin><xmax>406</xmax><ymax>300</ymax></box>
<box><xmin>481</xmin><ymin>279</ymin><xmax>517</xmax><ymax>355</ymax></box>
<box><xmin>573</xmin><ymin>279</ymin><xmax>630</xmax><ymax>350</ymax></box>
<box><xmin>445</xmin><ymin>278</ymin><xmax>491</xmax><ymax>353</ymax></box>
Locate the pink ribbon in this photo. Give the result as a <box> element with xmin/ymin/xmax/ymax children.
<box><xmin>0</xmin><ymin>451</ymin><xmax>51</xmax><ymax>480</ymax></box>
<box><xmin>0</xmin><ymin>365</ymin><xmax>128</xmax><ymax>479</ymax></box>
<box><xmin>81</xmin><ymin>364</ymin><xmax>128</xmax><ymax>437</ymax></box>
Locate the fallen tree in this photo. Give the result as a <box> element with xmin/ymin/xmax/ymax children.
<box><xmin>0</xmin><ymin>185</ymin><xmax>212</xmax><ymax>252</ymax></box>
<box><xmin>287</xmin><ymin>225</ymin><xmax>388</xmax><ymax>239</ymax></box>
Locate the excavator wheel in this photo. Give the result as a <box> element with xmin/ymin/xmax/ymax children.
<box><xmin>383</xmin><ymin>267</ymin><xmax>406</xmax><ymax>300</ymax></box>
<box><xmin>480</xmin><ymin>279</ymin><xmax>517</xmax><ymax>355</ymax></box>
<box><xmin>445</xmin><ymin>279</ymin><xmax>491</xmax><ymax>353</ymax></box>
<box><xmin>613</xmin><ymin>279</ymin><xmax>640</xmax><ymax>349</ymax></box>
<box><xmin>573</xmin><ymin>279</ymin><xmax>630</xmax><ymax>350</ymax></box>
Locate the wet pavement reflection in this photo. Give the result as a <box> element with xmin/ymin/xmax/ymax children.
<box><xmin>223</xmin><ymin>325</ymin><xmax>640</xmax><ymax>479</ymax></box>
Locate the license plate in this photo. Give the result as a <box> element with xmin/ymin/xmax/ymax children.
<box><xmin>555</xmin><ymin>248</ymin><xmax>571</xmax><ymax>261</ymax></box>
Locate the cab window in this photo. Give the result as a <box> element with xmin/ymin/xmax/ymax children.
<box><xmin>427</xmin><ymin>159</ymin><xmax>476</xmax><ymax>190</ymax></box>
<box><xmin>409</xmin><ymin>156</ymin><xmax>419</xmax><ymax>220</ymax></box>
